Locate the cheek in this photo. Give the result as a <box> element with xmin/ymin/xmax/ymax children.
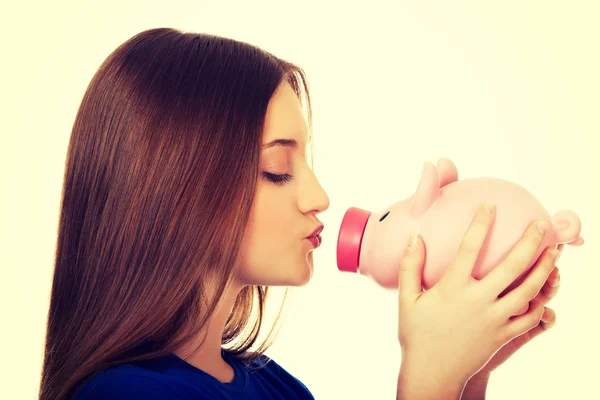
<box><xmin>241</xmin><ymin>228</ymin><xmax>292</xmax><ymax>268</ymax></box>
<box><xmin>252</xmin><ymin>200</ymin><xmax>293</xmax><ymax>238</ymax></box>
<box><xmin>236</xmin><ymin>229</ymin><xmax>309</xmax><ymax>286</ymax></box>
<box><xmin>235</xmin><ymin>194</ymin><xmax>307</xmax><ymax>285</ymax></box>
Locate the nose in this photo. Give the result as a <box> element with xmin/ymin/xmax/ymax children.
<box><xmin>299</xmin><ymin>167</ymin><xmax>330</xmax><ymax>215</ymax></box>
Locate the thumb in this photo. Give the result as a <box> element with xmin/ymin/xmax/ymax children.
<box><xmin>398</xmin><ymin>233</ymin><xmax>425</xmax><ymax>305</ymax></box>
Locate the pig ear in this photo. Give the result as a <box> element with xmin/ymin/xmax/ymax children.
<box><xmin>436</xmin><ymin>157</ymin><xmax>458</xmax><ymax>188</ymax></box>
<box><xmin>411</xmin><ymin>161</ymin><xmax>440</xmax><ymax>218</ymax></box>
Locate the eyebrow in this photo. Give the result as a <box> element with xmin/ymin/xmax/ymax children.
<box><xmin>262</xmin><ymin>138</ymin><xmax>298</xmax><ymax>149</ymax></box>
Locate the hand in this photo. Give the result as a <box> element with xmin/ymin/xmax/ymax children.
<box><xmin>473</xmin><ymin>243</ymin><xmax>563</xmax><ymax>377</ymax></box>
<box><xmin>396</xmin><ymin>202</ymin><xmax>559</xmax><ymax>396</ymax></box>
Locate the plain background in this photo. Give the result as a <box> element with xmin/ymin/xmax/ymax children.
<box><xmin>2</xmin><ymin>1</ymin><xmax>598</xmax><ymax>399</ymax></box>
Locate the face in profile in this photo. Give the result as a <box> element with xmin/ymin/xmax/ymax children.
<box><xmin>236</xmin><ymin>81</ymin><xmax>330</xmax><ymax>288</ymax></box>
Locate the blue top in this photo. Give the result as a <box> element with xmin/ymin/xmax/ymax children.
<box><xmin>69</xmin><ymin>350</ymin><xmax>314</xmax><ymax>399</ymax></box>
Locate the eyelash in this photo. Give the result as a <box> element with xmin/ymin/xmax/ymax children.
<box><xmin>262</xmin><ymin>172</ymin><xmax>293</xmax><ymax>186</ymax></box>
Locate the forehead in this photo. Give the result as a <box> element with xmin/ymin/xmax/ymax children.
<box><xmin>262</xmin><ymin>82</ymin><xmax>309</xmax><ymax>149</ymax></box>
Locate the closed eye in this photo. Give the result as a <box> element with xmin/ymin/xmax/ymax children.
<box><xmin>262</xmin><ymin>172</ymin><xmax>293</xmax><ymax>186</ymax></box>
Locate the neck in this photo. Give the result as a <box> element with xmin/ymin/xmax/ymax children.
<box><xmin>173</xmin><ymin>281</ymin><xmax>244</xmax><ymax>380</ymax></box>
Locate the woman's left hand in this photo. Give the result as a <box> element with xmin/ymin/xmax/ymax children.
<box><xmin>475</xmin><ymin>243</ymin><xmax>564</xmax><ymax>377</ymax></box>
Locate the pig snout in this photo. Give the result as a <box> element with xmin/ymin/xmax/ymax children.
<box><xmin>551</xmin><ymin>210</ymin><xmax>584</xmax><ymax>246</ymax></box>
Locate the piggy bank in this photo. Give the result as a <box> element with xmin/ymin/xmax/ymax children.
<box><xmin>336</xmin><ymin>157</ymin><xmax>583</xmax><ymax>315</ymax></box>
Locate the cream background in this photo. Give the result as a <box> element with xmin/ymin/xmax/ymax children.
<box><xmin>2</xmin><ymin>0</ymin><xmax>598</xmax><ymax>399</ymax></box>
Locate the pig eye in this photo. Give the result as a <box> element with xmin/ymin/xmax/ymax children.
<box><xmin>379</xmin><ymin>211</ymin><xmax>390</xmax><ymax>222</ymax></box>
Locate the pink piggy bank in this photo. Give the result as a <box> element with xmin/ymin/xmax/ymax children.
<box><xmin>336</xmin><ymin>157</ymin><xmax>584</xmax><ymax>316</ymax></box>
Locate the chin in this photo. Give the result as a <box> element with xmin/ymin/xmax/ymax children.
<box><xmin>287</xmin><ymin>254</ymin><xmax>314</xmax><ymax>286</ymax></box>
<box><xmin>247</xmin><ymin>268</ymin><xmax>313</xmax><ymax>288</ymax></box>
<box><xmin>240</xmin><ymin>253</ymin><xmax>315</xmax><ymax>287</ymax></box>
<box><xmin>268</xmin><ymin>270</ymin><xmax>313</xmax><ymax>287</ymax></box>
<box><xmin>288</xmin><ymin>269</ymin><xmax>313</xmax><ymax>287</ymax></box>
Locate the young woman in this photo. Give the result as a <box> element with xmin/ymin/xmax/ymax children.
<box><xmin>38</xmin><ymin>28</ymin><xmax>562</xmax><ymax>400</ymax></box>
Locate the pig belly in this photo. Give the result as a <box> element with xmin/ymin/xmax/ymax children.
<box><xmin>419</xmin><ymin>179</ymin><xmax>554</xmax><ymax>290</ymax></box>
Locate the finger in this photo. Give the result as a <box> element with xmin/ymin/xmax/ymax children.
<box><xmin>511</xmin><ymin>267</ymin><xmax>559</xmax><ymax>309</ymax></box>
<box><xmin>398</xmin><ymin>233</ymin><xmax>425</xmax><ymax>307</ymax></box>
<box><xmin>512</xmin><ymin>265</ymin><xmax>560</xmax><ymax>306</ymax></box>
<box><xmin>500</xmin><ymin>265</ymin><xmax>559</xmax><ymax>313</ymax></box>
<box><xmin>538</xmin><ymin>266</ymin><xmax>560</xmax><ymax>305</ymax></box>
<box><xmin>499</xmin><ymin>298</ymin><xmax>546</xmax><ymax>343</ymax></box>
<box><xmin>540</xmin><ymin>306</ymin><xmax>557</xmax><ymax>329</ymax></box>
<box><xmin>513</xmin><ymin>307</ymin><xmax>557</xmax><ymax>346</ymax></box>
<box><xmin>441</xmin><ymin>201</ymin><xmax>496</xmax><ymax>287</ymax></box>
<box><xmin>494</xmin><ymin>247</ymin><xmax>559</xmax><ymax>318</ymax></box>
<box><xmin>480</xmin><ymin>220</ymin><xmax>551</xmax><ymax>297</ymax></box>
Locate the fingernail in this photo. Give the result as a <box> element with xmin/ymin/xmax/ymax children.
<box><xmin>407</xmin><ymin>233</ymin><xmax>419</xmax><ymax>252</ymax></box>
<box><xmin>551</xmin><ymin>272</ymin><xmax>561</xmax><ymax>287</ymax></box>
<box><xmin>484</xmin><ymin>201</ymin><xmax>495</xmax><ymax>214</ymax></box>
<box><xmin>537</xmin><ymin>220</ymin><xmax>548</xmax><ymax>233</ymax></box>
<box><xmin>549</xmin><ymin>248</ymin><xmax>559</xmax><ymax>260</ymax></box>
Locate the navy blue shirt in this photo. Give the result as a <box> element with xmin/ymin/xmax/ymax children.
<box><xmin>69</xmin><ymin>351</ymin><xmax>314</xmax><ymax>399</ymax></box>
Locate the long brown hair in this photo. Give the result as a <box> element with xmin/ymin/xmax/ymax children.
<box><xmin>38</xmin><ymin>27</ymin><xmax>315</xmax><ymax>400</ymax></box>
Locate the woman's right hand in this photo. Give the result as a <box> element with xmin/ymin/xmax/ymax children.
<box><xmin>395</xmin><ymin>201</ymin><xmax>559</xmax><ymax>398</ymax></box>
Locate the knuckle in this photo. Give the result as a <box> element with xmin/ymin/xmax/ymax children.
<box><xmin>460</xmin><ymin>224</ymin><xmax>489</xmax><ymax>252</ymax></box>
<box><xmin>398</xmin><ymin>258</ymin><xmax>413</xmax><ymax>272</ymax></box>
<box><xmin>525</xmin><ymin>236</ymin><xmax>542</xmax><ymax>252</ymax></box>
<box><xmin>537</xmin><ymin>259</ymin><xmax>555</xmax><ymax>276</ymax></box>
<box><xmin>505</xmin><ymin>258</ymin><xmax>526</xmax><ymax>278</ymax></box>
<box><xmin>531</xmin><ymin>301</ymin><xmax>544</xmax><ymax>317</ymax></box>
<box><xmin>544</xmin><ymin>260</ymin><xmax>557</xmax><ymax>274</ymax></box>
<box><xmin>460</xmin><ymin>237</ymin><xmax>481</xmax><ymax>254</ymax></box>
<box><xmin>507</xmin><ymin>248</ymin><xmax>531</xmax><ymax>271</ymax></box>
<box><xmin>476</xmin><ymin>208</ymin><xmax>493</xmax><ymax>224</ymax></box>
<box><xmin>516</xmin><ymin>252</ymin><xmax>531</xmax><ymax>268</ymax></box>
<box><xmin>522</xmin><ymin>281</ymin><xmax>542</xmax><ymax>300</ymax></box>
<box><xmin>527</xmin><ymin>315</ymin><xmax>540</xmax><ymax>330</ymax></box>
<box><xmin>546</xmin><ymin>249</ymin><xmax>559</xmax><ymax>265</ymax></box>
<box><xmin>528</xmin><ymin>221</ymin><xmax>546</xmax><ymax>239</ymax></box>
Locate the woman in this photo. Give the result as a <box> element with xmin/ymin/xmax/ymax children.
<box><xmin>38</xmin><ymin>28</ymin><xmax>562</xmax><ymax>400</ymax></box>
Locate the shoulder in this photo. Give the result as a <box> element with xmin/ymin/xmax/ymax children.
<box><xmin>70</xmin><ymin>368</ymin><xmax>186</xmax><ymax>400</ymax></box>
<box><xmin>246</xmin><ymin>354</ymin><xmax>295</xmax><ymax>376</ymax></box>
<box><xmin>242</xmin><ymin>354</ymin><xmax>313</xmax><ymax>394</ymax></box>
